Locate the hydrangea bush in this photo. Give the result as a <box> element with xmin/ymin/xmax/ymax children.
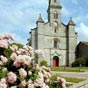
<box><xmin>0</xmin><ymin>33</ymin><xmax>66</xmax><ymax>88</ymax></box>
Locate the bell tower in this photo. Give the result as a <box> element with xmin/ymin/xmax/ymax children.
<box><xmin>48</xmin><ymin>0</ymin><xmax>62</xmax><ymax>24</ymax></box>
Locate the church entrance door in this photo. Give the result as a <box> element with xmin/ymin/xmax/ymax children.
<box><xmin>53</xmin><ymin>56</ymin><xmax>59</xmax><ymax>67</ymax></box>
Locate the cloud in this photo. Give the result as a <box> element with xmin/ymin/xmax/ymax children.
<box><xmin>76</xmin><ymin>23</ymin><xmax>88</xmax><ymax>42</ymax></box>
<box><xmin>74</xmin><ymin>14</ymin><xmax>88</xmax><ymax>24</ymax></box>
<box><xmin>0</xmin><ymin>0</ymin><xmax>88</xmax><ymax>45</ymax></box>
<box><xmin>0</xmin><ymin>0</ymin><xmax>48</xmax><ymax>45</ymax></box>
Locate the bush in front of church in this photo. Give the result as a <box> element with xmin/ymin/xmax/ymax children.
<box><xmin>72</xmin><ymin>57</ymin><xmax>88</xmax><ymax>67</ymax></box>
<box><xmin>0</xmin><ymin>33</ymin><xmax>66</xmax><ymax>88</ymax></box>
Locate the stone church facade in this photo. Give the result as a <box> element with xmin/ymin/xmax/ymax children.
<box><xmin>27</xmin><ymin>0</ymin><xmax>77</xmax><ymax>67</ymax></box>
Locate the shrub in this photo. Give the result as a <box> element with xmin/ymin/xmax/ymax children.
<box><xmin>40</xmin><ymin>60</ymin><xmax>48</xmax><ymax>66</ymax></box>
<box><xmin>72</xmin><ymin>57</ymin><xmax>88</xmax><ymax>67</ymax></box>
<box><xmin>11</xmin><ymin>42</ymin><xmax>23</xmax><ymax>48</ymax></box>
<box><xmin>0</xmin><ymin>33</ymin><xmax>66</xmax><ymax>88</ymax></box>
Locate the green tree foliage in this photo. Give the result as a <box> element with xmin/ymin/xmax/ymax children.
<box><xmin>72</xmin><ymin>57</ymin><xmax>88</xmax><ymax>67</ymax></box>
<box><xmin>11</xmin><ymin>42</ymin><xmax>23</xmax><ymax>48</ymax></box>
<box><xmin>40</xmin><ymin>60</ymin><xmax>48</xmax><ymax>66</ymax></box>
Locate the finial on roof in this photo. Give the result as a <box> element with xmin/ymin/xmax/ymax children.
<box><xmin>68</xmin><ymin>17</ymin><xmax>75</xmax><ymax>26</ymax></box>
<box><xmin>36</xmin><ymin>14</ymin><xmax>44</xmax><ymax>23</ymax></box>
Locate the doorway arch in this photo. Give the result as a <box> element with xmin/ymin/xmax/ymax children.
<box><xmin>53</xmin><ymin>56</ymin><xmax>59</xmax><ymax>67</ymax></box>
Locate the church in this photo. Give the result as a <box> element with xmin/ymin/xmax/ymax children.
<box><xmin>27</xmin><ymin>0</ymin><xmax>78</xmax><ymax>67</ymax></box>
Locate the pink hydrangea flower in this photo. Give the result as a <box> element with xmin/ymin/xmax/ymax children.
<box><xmin>57</xmin><ymin>77</ymin><xmax>66</xmax><ymax>88</ymax></box>
<box><xmin>0</xmin><ymin>40</ymin><xmax>9</xmax><ymax>48</ymax></box>
<box><xmin>10</xmin><ymin>52</ymin><xmax>17</xmax><ymax>61</ymax></box>
<box><xmin>60</xmin><ymin>78</ymin><xmax>66</xmax><ymax>83</ymax></box>
<box><xmin>28</xmin><ymin>84</ymin><xmax>34</xmax><ymax>88</ymax></box>
<box><xmin>13</xmin><ymin>61</ymin><xmax>21</xmax><ymax>68</ymax></box>
<box><xmin>34</xmin><ymin>77</ymin><xmax>44</xmax><ymax>87</ymax></box>
<box><xmin>0</xmin><ymin>78</ymin><xmax>7</xmax><ymax>88</ymax></box>
<box><xmin>0</xmin><ymin>55</ymin><xmax>8</xmax><ymax>64</ymax></box>
<box><xmin>0</xmin><ymin>33</ymin><xmax>14</xmax><ymax>48</ymax></box>
<box><xmin>8</xmin><ymin>72</ymin><xmax>17</xmax><ymax>84</ymax></box>
<box><xmin>19</xmin><ymin>80</ymin><xmax>26</xmax><ymax>87</ymax></box>
<box><xmin>61</xmin><ymin>83</ymin><xmax>66</xmax><ymax>88</ymax></box>
<box><xmin>0</xmin><ymin>82</ymin><xmax>7</xmax><ymax>88</ymax></box>
<box><xmin>23</xmin><ymin>45</ymin><xmax>33</xmax><ymax>55</ymax></box>
<box><xmin>17</xmin><ymin>55</ymin><xmax>32</xmax><ymax>66</ymax></box>
<box><xmin>10</xmin><ymin>45</ymin><xmax>18</xmax><ymax>52</ymax></box>
<box><xmin>19</xmin><ymin>68</ymin><xmax>27</xmax><ymax>78</ymax></box>
<box><xmin>3</xmin><ymin>33</ymin><xmax>14</xmax><ymax>40</ymax></box>
<box><xmin>35</xmin><ymin>50</ymin><xmax>45</xmax><ymax>57</ymax></box>
<box><xmin>0</xmin><ymin>78</ymin><xmax>7</xmax><ymax>84</ymax></box>
<box><xmin>23</xmin><ymin>45</ymin><xmax>33</xmax><ymax>51</ymax></box>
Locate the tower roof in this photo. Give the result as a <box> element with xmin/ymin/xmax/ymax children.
<box><xmin>68</xmin><ymin>17</ymin><xmax>75</xmax><ymax>26</ymax></box>
<box><xmin>49</xmin><ymin>0</ymin><xmax>62</xmax><ymax>9</ymax></box>
<box><xmin>36</xmin><ymin>14</ymin><xmax>44</xmax><ymax>23</ymax></box>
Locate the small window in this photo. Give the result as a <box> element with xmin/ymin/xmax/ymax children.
<box><xmin>54</xmin><ymin>28</ymin><xmax>57</xmax><ymax>33</ymax></box>
<box><xmin>54</xmin><ymin>40</ymin><xmax>58</xmax><ymax>48</ymax></box>
<box><xmin>54</xmin><ymin>13</ymin><xmax>58</xmax><ymax>19</ymax></box>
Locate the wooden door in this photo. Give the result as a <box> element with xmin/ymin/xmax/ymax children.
<box><xmin>53</xmin><ymin>56</ymin><xmax>59</xmax><ymax>67</ymax></box>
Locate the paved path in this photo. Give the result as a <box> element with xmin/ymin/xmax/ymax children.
<box><xmin>51</xmin><ymin>71</ymin><xmax>88</xmax><ymax>79</ymax></box>
<box><xmin>68</xmin><ymin>80</ymin><xmax>88</xmax><ymax>88</ymax></box>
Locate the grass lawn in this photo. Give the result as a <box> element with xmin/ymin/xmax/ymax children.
<box><xmin>51</xmin><ymin>75</ymin><xmax>85</xmax><ymax>87</ymax></box>
<box><xmin>63</xmin><ymin>76</ymin><xmax>85</xmax><ymax>87</ymax></box>
<box><xmin>51</xmin><ymin>75</ymin><xmax>85</xmax><ymax>83</ymax></box>
<box><xmin>63</xmin><ymin>76</ymin><xmax>85</xmax><ymax>83</ymax></box>
<box><xmin>51</xmin><ymin>67</ymin><xmax>85</xmax><ymax>72</ymax></box>
<box><xmin>82</xmin><ymin>67</ymin><xmax>88</xmax><ymax>69</ymax></box>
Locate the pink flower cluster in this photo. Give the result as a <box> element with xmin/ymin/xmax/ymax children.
<box><xmin>19</xmin><ymin>80</ymin><xmax>26</xmax><ymax>87</ymax></box>
<box><xmin>57</xmin><ymin>77</ymin><xmax>66</xmax><ymax>88</ymax></box>
<box><xmin>19</xmin><ymin>68</ymin><xmax>27</xmax><ymax>78</ymax></box>
<box><xmin>11</xmin><ymin>54</ymin><xmax>32</xmax><ymax>68</ymax></box>
<box><xmin>0</xmin><ymin>33</ymin><xmax>66</xmax><ymax>88</ymax></box>
<box><xmin>0</xmin><ymin>40</ymin><xmax>8</xmax><ymax>49</ymax></box>
<box><xmin>8</xmin><ymin>72</ymin><xmax>17</xmax><ymax>84</ymax></box>
<box><xmin>0</xmin><ymin>55</ymin><xmax>8</xmax><ymax>65</ymax></box>
<box><xmin>0</xmin><ymin>78</ymin><xmax>7</xmax><ymax>88</ymax></box>
<box><xmin>0</xmin><ymin>33</ymin><xmax>14</xmax><ymax>48</ymax></box>
<box><xmin>11</xmin><ymin>45</ymin><xmax>33</xmax><ymax>55</ymax></box>
<box><xmin>35</xmin><ymin>50</ymin><xmax>45</xmax><ymax>57</ymax></box>
<box><xmin>10</xmin><ymin>45</ymin><xmax>33</xmax><ymax>68</ymax></box>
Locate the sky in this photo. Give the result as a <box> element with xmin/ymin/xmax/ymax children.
<box><xmin>0</xmin><ymin>0</ymin><xmax>88</xmax><ymax>45</ymax></box>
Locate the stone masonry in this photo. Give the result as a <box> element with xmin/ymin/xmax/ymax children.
<box><xmin>27</xmin><ymin>0</ymin><xmax>77</xmax><ymax>67</ymax></box>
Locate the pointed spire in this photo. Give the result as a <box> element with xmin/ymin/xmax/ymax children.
<box><xmin>36</xmin><ymin>14</ymin><xmax>44</xmax><ymax>23</ymax></box>
<box><xmin>68</xmin><ymin>17</ymin><xmax>75</xmax><ymax>26</ymax></box>
<box><xmin>47</xmin><ymin>0</ymin><xmax>62</xmax><ymax>23</ymax></box>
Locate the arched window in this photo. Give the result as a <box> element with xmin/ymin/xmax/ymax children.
<box><xmin>54</xmin><ymin>12</ymin><xmax>58</xmax><ymax>19</ymax></box>
<box><xmin>54</xmin><ymin>40</ymin><xmax>58</xmax><ymax>48</ymax></box>
<box><xmin>54</xmin><ymin>38</ymin><xmax>60</xmax><ymax>48</ymax></box>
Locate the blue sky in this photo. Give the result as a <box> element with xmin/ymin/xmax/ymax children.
<box><xmin>0</xmin><ymin>0</ymin><xmax>88</xmax><ymax>45</ymax></box>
